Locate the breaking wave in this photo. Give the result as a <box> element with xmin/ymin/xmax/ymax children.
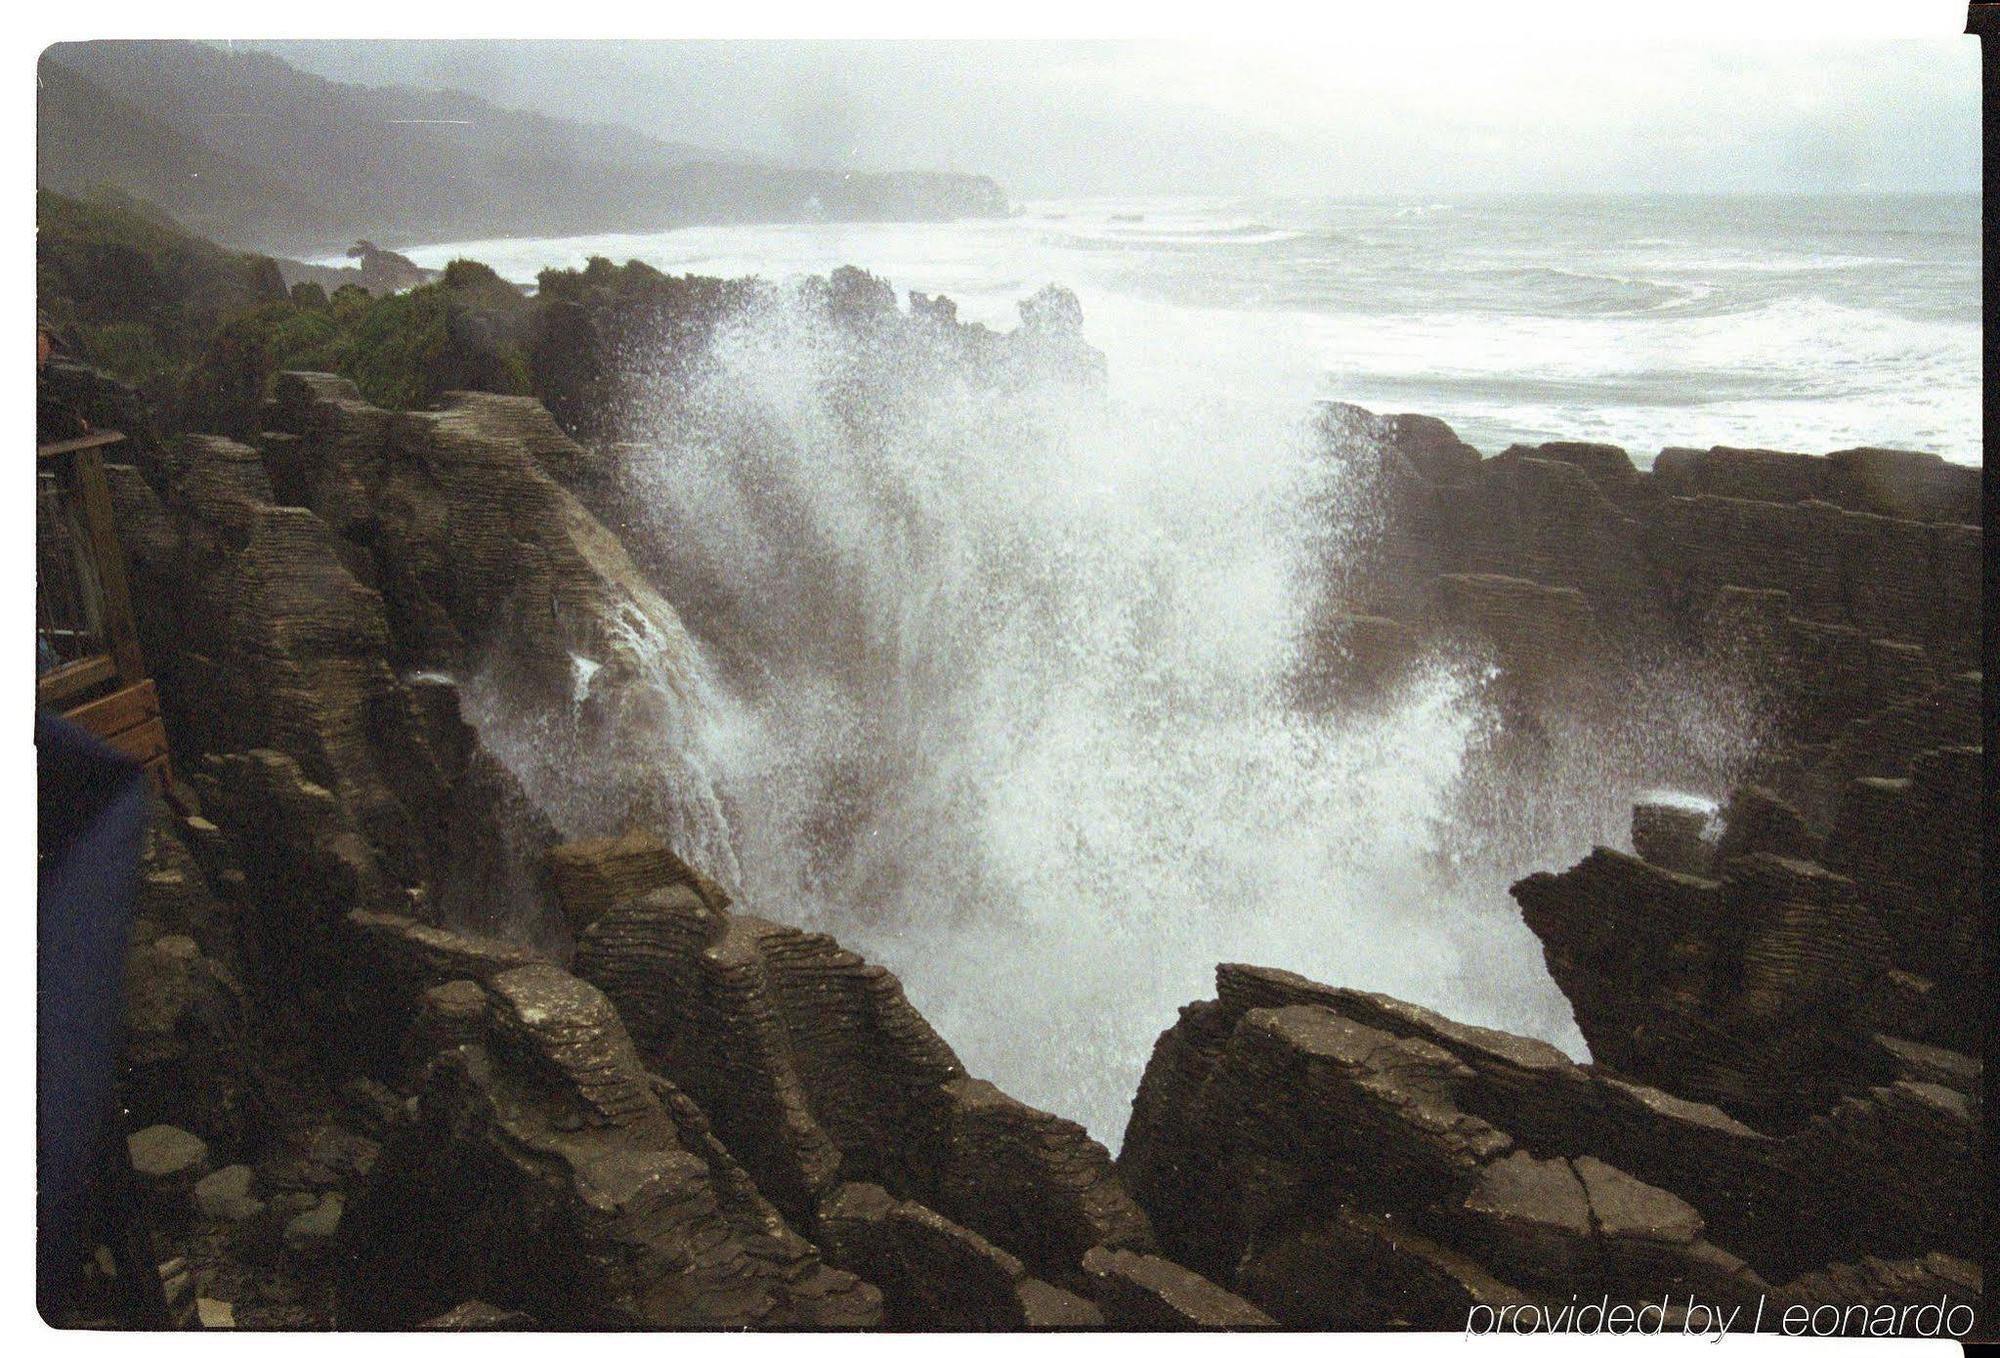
<box><xmin>505</xmin><ymin>282</ymin><xmax>1760</xmax><ymax>1146</ymax></box>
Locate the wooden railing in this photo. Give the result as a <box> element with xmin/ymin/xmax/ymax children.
<box><xmin>37</xmin><ymin>431</ymin><xmax>174</xmax><ymax>787</ymax></box>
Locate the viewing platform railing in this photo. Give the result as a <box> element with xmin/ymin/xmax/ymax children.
<box><xmin>36</xmin><ymin>431</ymin><xmax>174</xmax><ymax>790</ymax></box>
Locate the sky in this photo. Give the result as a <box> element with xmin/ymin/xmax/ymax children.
<box><xmin>252</xmin><ymin>36</ymin><xmax>1981</xmax><ymax>197</ymax></box>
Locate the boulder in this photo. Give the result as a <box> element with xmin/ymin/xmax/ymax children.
<box><xmin>128</xmin><ymin>1124</ymin><xmax>211</xmax><ymax>1190</ymax></box>
<box><xmin>194</xmin><ymin>1164</ymin><xmax>263</xmax><ymax>1222</ymax></box>
<box><xmin>284</xmin><ymin>1194</ymin><xmax>343</xmax><ymax>1253</ymax></box>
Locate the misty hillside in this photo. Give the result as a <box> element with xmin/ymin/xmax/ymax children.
<box><xmin>38</xmin><ymin>41</ymin><xmax>1010</xmax><ymax>257</ymax></box>
<box><xmin>37</xmin><ymin>59</ymin><xmax>330</xmax><ymax>250</ymax></box>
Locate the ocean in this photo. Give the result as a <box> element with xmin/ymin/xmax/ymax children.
<box><xmin>398</xmin><ymin>191</ymin><xmax>1981</xmax><ymax>466</ymax></box>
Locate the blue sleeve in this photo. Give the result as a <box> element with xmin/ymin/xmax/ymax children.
<box><xmin>36</xmin><ymin>712</ymin><xmax>147</xmax><ymax>1309</ymax></box>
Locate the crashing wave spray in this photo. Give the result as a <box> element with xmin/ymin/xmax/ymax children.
<box><xmin>540</xmin><ymin>277</ymin><xmax>1760</xmax><ymax>1145</ymax></box>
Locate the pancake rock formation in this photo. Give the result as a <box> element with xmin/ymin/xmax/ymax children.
<box><xmin>65</xmin><ymin>312</ymin><xmax>1981</xmax><ymax>1329</ymax></box>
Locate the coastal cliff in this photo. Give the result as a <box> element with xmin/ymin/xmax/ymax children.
<box><xmin>48</xmin><ymin>270</ymin><xmax>1983</xmax><ymax>1329</ymax></box>
<box><xmin>38</xmin><ymin>43</ymin><xmax>1011</xmax><ymax>259</ymax></box>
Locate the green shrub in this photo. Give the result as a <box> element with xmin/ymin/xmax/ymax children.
<box><xmin>180</xmin><ymin>301</ymin><xmax>296</xmax><ymax>435</ymax></box>
<box><xmin>79</xmin><ymin>320</ymin><xmax>173</xmax><ymax>389</ymax></box>
<box><xmin>330</xmin><ymin>284</ymin><xmax>373</xmax><ymax>325</ymax></box>
<box><xmin>344</xmin><ymin>282</ymin><xmax>530</xmax><ymax>410</ymax></box>
<box><xmin>345</xmin><ymin>287</ymin><xmax>450</xmax><ymax>410</ymax></box>
<box><xmin>268</xmin><ymin>307</ymin><xmax>344</xmax><ymax>371</ymax></box>
<box><xmin>441</xmin><ymin>257</ymin><xmax>527</xmax><ymax>311</ymax></box>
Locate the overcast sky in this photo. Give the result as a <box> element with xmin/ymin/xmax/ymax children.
<box><xmin>250</xmin><ymin>38</ymin><xmax>1980</xmax><ymax>197</ymax></box>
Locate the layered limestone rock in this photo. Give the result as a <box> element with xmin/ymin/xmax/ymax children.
<box><xmin>1235</xmin><ymin>1206</ymin><xmax>1530</xmax><ymax>1328</ymax></box>
<box><xmin>1118</xmin><ymin>967</ymin><xmax>1793</xmax><ymax>1320</ymax></box>
<box><xmin>571</xmin><ymin>879</ymin><xmax>1156</xmax><ymax>1286</ymax></box>
<box><xmin>544</xmin><ymin>827</ymin><xmax>730</xmax><ymax>932</ymax></box>
<box><xmin>1629</xmin><ymin>798</ymin><xmax>1717</xmax><ymax>876</ymax></box>
<box><xmin>1514</xmin><ymin>642</ymin><xmax>1981</xmax><ymax>1126</ymax></box>
<box><xmin>121</xmin><ymin>807</ymin><xmax>250</xmax><ymax>1150</ymax></box>
<box><xmin>96</xmin><ymin>370</ymin><xmax>1172</xmax><ymax>1329</ymax></box>
<box><xmin>102</xmin><ymin>442</ymin><xmax>556</xmax><ymax>966</ymax></box>
<box><xmin>103</xmin><ymin>443</ymin><xmax>451</xmax><ymax>910</ymax></box>
<box><xmin>103</xmin><ymin>373</ymin><xmax>733</xmax><ymax>962</ymax></box>
<box><xmin>1821</xmin><ymin>746</ymin><xmax>1981</xmax><ymax>1053</ymax></box>
<box><xmin>88</xmin><ymin>361</ymin><xmax>1975</xmax><ymax>1329</ymax></box>
<box><xmin>1079</xmin><ymin>1247</ymin><xmax>1274</xmax><ymax>1329</ymax></box>
<box><xmin>253</xmin><ymin>373</ymin><xmax>730</xmax><ymax>854</ymax></box>
<box><xmin>1650</xmin><ymin>444</ymin><xmax>1980</xmax><ymax>525</ymax></box>
<box><xmin>1119</xmin><ymin>964</ymin><xmax>1976</xmax><ymax>1322</ymax></box>
<box><xmin>1434</xmin><ymin>573</ymin><xmax>1614</xmax><ymax>716</ymax></box>
<box><xmin>1710</xmin><ymin>784</ymin><xmax>1819</xmax><ymax>864</ymax></box>
<box><xmin>1317</xmin><ymin>409</ymin><xmax>1992</xmax><ymax>1317</ymax></box>
<box><xmin>816</xmin><ymin>1181</ymin><xmax>1104</xmax><ymax>1329</ymax></box>
<box><xmin>259</xmin><ymin>375</ymin><xmax>664</xmax><ymax>681</ymax></box>
<box><xmin>528</xmin><ymin>264</ymin><xmax>1106</xmax><ymax>453</ymax></box>
<box><xmin>340</xmin><ymin>963</ymin><xmax>881</xmax><ymax>1328</ymax></box>
<box><xmin>1312</xmin><ymin>404</ymin><xmax>1983</xmax><ymax>749</ymax></box>
<box><xmin>1513</xmin><ymin>848</ymin><xmax>1894</xmax><ymax>1125</ymax></box>
<box><xmin>337</xmin><ymin>908</ymin><xmax>543</xmax><ymax>1074</ymax></box>
<box><xmin>1773</xmin><ymin>670</ymin><xmax>1980</xmax><ymax>834</ymax></box>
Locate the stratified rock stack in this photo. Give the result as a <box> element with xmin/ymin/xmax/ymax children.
<box><xmin>1310</xmin><ymin>403</ymin><xmax>1981</xmax><ymax>758</ymax></box>
<box><xmin>1515</xmin><ymin>849</ymin><xmax>1894</xmax><ymax>1124</ymax></box>
<box><xmin>340</xmin><ymin>963</ymin><xmax>881</xmax><ymax>1329</ymax></box>
<box><xmin>104</xmin><ymin>434</ymin><xmax>452</xmax><ymax>922</ymax></box>
<box><xmin>82</xmin><ymin>327</ymin><xmax>1977</xmax><ymax>1329</ymax></box>
<box><xmin>1118</xmin><ymin>962</ymin><xmax>1976</xmax><ymax>1325</ymax></box>
<box><xmin>106</xmin><ymin>366</ymin><xmax>728</xmax><ymax>956</ymax></box>
<box><xmin>256</xmin><ymin>375</ymin><xmax>730</xmax><ymax>850</ymax></box>
<box><xmin>1505</xmin><ymin>645</ymin><xmax>1982</xmax><ymax>1285</ymax></box>
<box><xmin>327</xmin><ymin>841</ymin><xmax>1152</xmax><ymax>1329</ymax></box>
<box><xmin>121</xmin><ymin>807</ymin><xmax>250</xmax><ymax>1150</ymax></box>
<box><xmin>1516</xmin><ymin>617</ymin><xmax>1981</xmax><ymax>1097</ymax></box>
<box><xmin>1264</xmin><ymin>409</ymin><xmax>1981</xmax><ymax>1323</ymax></box>
<box><xmin>91</xmin><ymin>352</ymin><xmax>1153</xmax><ymax>1329</ymax></box>
<box><xmin>569</xmin><ymin>850</ymin><xmax>1157</xmax><ymax>1311</ymax></box>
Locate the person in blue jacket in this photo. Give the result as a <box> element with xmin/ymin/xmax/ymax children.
<box><xmin>37</xmin><ymin>712</ymin><xmax>156</xmax><ymax>1323</ymax></box>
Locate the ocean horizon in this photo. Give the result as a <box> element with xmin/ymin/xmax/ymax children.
<box><xmin>383</xmin><ymin>189</ymin><xmax>1981</xmax><ymax>467</ymax></box>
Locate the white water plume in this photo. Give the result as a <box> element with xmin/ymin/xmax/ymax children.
<box><xmin>467</xmin><ymin>278</ymin><xmax>1766</xmax><ymax>1146</ymax></box>
<box><xmin>598</xmin><ymin>286</ymin><xmax>1498</xmax><ymax>1146</ymax></box>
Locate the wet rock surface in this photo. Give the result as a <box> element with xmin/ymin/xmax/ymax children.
<box><xmin>1119</xmin><ymin>965</ymin><xmax>1965</xmax><ymax>1324</ymax></box>
<box><xmin>339</xmin><ymin>963</ymin><xmax>882</xmax><ymax>1329</ymax></box>
<box><xmin>1080</xmin><ymin>1247</ymin><xmax>1275</xmax><ymax>1329</ymax></box>
<box><xmin>1310</xmin><ymin>402</ymin><xmax>1982</xmax><ymax>740</ymax></box>
<box><xmin>73</xmin><ymin>376</ymin><xmax>1979</xmax><ymax>1329</ymax></box>
<box><xmin>572</xmin><ymin>879</ymin><xmax>1155</xmax><ymax>1282</ymax></box>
